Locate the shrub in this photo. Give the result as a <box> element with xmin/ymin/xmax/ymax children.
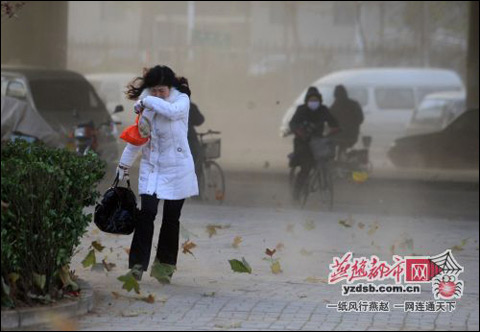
<box><xmin>1</xmin><ymin>140</ymin><xmax>105</xmax><ymax>307</ymax></box>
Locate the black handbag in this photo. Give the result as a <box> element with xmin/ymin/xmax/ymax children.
<box><xmin>94</xmin><ymin>175</ymin><xmax>138</xmax><ymax>235</ymax></box>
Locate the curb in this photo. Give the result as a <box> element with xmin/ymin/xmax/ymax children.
<box><xmin>1</xmin><ymin>279</ymin><xmax>94</xmax><ymax>330</ymax></box>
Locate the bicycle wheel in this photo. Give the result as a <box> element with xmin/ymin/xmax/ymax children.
<box><xmin>318</xmin><ymin>161</ymin><xmax>334</xmax><ymax>211</ymax></box>
<box><xmin>301</xmin><ymin>168</ymin><xmax>318</xmax><ymax>208</ymax></box>
<box><xmin>289</xmin><ymin>166</ymin><xmax>301</xmax><ymax>200</ymax></box>
<box><xmin>197</xmin><ymin>165</ymin><xmax>206</xmax><ymax>200</ymax></box>
<box><xmin>203</xmin><ymin>160</ymin><xmax>226</xmax><ymax>204</ymax></box>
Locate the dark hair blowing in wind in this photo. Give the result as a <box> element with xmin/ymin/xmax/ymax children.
<box><xmin>126</xmin><ymin>65</ymin><xmax>191</xmax><ymax>100</ymax></box>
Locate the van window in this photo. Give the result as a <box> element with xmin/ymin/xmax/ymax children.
<box><xmin>375</xmin><ymin>88</ymin><xmax>415</xmax><ymax>110</ymax></box>
<box><xmin>318</xmin><ymin>85</ymin><xmax>368</xmax><ymax>108</ymax></box>
<box><xmin>346</xmin><ymin>87</ymin><xmax>368</xmax><ymax>107</ymax></box>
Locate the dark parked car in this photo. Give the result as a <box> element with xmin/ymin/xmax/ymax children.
<box><xmin>388</xmin><ymin>109</ymin><xmax>479</xmax><ymax>169</ymax></box>
<box><xmin>1</xmin><ymin>67</ymin><xmax>120</xmax><ymax>163</ymax></box>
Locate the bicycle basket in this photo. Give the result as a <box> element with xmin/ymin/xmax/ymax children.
<box><xmin>202</xmin><ymin>138</ymin><xmax>221</xmax><ymax>159</ymax></box>
<box><xmin>309</xmin><ymin>137</ymin><xmax>335</xmax><ymax>161</ymax></box>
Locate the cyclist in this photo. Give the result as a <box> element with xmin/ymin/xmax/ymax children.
<box><xmin>289</xmin><ymin>86</ymin><xmax>340</xmax><ymax>201</ymax></box>
<box><xmin>330</xmin><ymin>85</ymin><xmax>364</xmax><ymax>162</ymax></box>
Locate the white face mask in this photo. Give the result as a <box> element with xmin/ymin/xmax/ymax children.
<box><xmin>307</xmin><ymin>101</ymin><xmax>321</xmax><ymax>111</ymax></box>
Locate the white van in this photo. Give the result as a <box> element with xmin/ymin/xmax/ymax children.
<box><xmin>405</xmin><ymin>90</ymin><xmax>466</xmax><ymax>137</ymax></box>
<box><xmin>280</xmin><ymin>68</ymin><xmax>464</xmax><ymax>166</ymax></box>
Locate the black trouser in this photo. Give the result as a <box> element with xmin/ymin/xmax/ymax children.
<box><xmin>293</xmin><ymin>139</ymin><xmax>314</xmax><ymax>200</ymax></box>
<box><xmin>129</xmin><ymin>194</ymin><xmax>185</xmax><ymax>271</ymax></box>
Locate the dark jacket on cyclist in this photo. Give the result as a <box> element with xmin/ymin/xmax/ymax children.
<box><xmin>330</xmin><ymin>85</ymin><xmax>364</xmax><ymax>153</ymax></box>
<box><xmin>289</xmin><ymin>86</ymin><xmax>339</xmax><ymax>167</ymax></box>
<box><xmin>289</xmin><ymin>87</ymin><xmax>339</xmax><ymax>201</ymax></box>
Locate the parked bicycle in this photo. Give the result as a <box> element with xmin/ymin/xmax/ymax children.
<box><xmin>197</xmin><ymin>130</ymin><xmax>226</xmax><ymax>204</ymax></box>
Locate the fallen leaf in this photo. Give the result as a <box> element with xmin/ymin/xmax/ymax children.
<box><xmin>232</xmin><ymin>236</ymin><xmax>243</xmax><ymax>249</ymax></box>
<box><xmin>368</xmin><ymin>222</ymin><xmax>380</xmax><ymax>236</ymax></box>
<box><xmin>265</xmin><ymin>248</ymin><xmax>276</xmax><ymax>257</ymax></box>
<box><xmin>352</xmin><ymin>171</ymin><xmax>369</xmax><ymax>184</ymax></box>
<box><xmin>229</xmin><ymin>257</ymin><xmax>252</xmax><ymax>274</ymax></box>
<box><xmin>338</xmin><ymin>219</ymin><xmax>352</xmax><ymax>228</ymax></box>
<box><xmin>181</xmin><ymin>240</ymin><xmax>197</xmax><ymax>256</ymax></box>
<box><xmin>141</xmin><ymin>294</ymin><xmax>155</xmax><ymax>304</ymax></box>
<box><xmin>111</xmin><ymin>291</ymin><xmax>121</xmax><ymax>299</ymax></box>
<box><xmin>81</xmin><ymin>249</ymin><xmax>96</xmax><ymax>268</ymax></box>
<box><xmin>206</xmin><ymin>224</ymin><xmax>230</xmax><ymax>238</ymax></box>
<box><xmin>276</xmin><ymin>243</ymin><xmax>285</xmax><ymax>251</ymax></box>
<box><xmin>304</xmin><ymin>219</ymin><xmax>315</xmax><ymax>230</ymax></box>
<box><xmin>271</xmin><ymin>261</ymin><xmax>282</xmax><ymax>274</ymax></box>
<box><xmin>102</xmin><ymin>259</ymin><xmax>116</xmax><ymax>272</ymax></box>
<box><xmin>452</xmin><ymin>238</ymin><xmax>469</xmax><ymax>252</ymax></box>
<box><xmin>91</xmin><ymin>241</ymin><xmax>105</xmax><ymax>252</ymax></box>
<box><xmin>117</xmin><ymin>273</ymin><xmax>140</xmax><ymax>294</ymax></box>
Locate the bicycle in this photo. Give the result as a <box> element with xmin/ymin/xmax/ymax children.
<box><xmin>289</xmin><ymin>137</ymin><xmax>335</xmax><ymax>211</ymax></box>
<box><xmin>333</xmin><ymin>136</ymin><xmax>373</xmax><ymax>183</ymax></box>
<box><xmin>196</xmin><ymin>130</ymin><xmax>226</xmax><ymax>204</ymax></box>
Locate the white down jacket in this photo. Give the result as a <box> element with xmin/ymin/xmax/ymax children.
<box><xmin>119</xmin><ymin>88</ymin><xmax>199</xmax><ymax>200</ymax></box>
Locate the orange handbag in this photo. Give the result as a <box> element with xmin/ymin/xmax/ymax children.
<box><xmin>119</xmin><ymin>114</ymin><xmax>149</xmax><ymax>146</ymax></box>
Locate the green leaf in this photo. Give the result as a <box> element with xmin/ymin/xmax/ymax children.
<box><xmin>32</xmin><ymin>272</ymin><xmax>46</xmax><ymax>291</ymax></box>
<box><xmin>229</xmin><ymin>257</ymin><xmax>252</xmax><ymax>274</ymax></box>
<box><xmin>81</xmin><ymin>249</ymin><xmax>96</xmax><ymax>268</ymax></box>
<box><xmin>150</xmin><ymin>260</ymin><xmax>175</xmax><ymax>284</ymax></box>
<box><xmin>117</xmin><ymin>273</ymin><xmax>140</xmax><ymax>294</ymax></box>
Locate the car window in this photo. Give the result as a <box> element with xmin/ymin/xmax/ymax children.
<box><xmin>413</xmin><ymin>99</ymin><xmax>446</xmax><ymax>124</ymax></box>
<box><xmin>29</xmin><ymin>78</ymin><xmax>104</xmax><ymax>113</ymax></box>
<box><xmin>5</xmin><ymin>80</ymin><xmax>27</xmax><ymax>100</ymax></box>
<box><xmin>375</xmin><ymin>88</ymin><xmax>415</xmax><ymax>110</ymax></box>
<box><xmin>417</xmin><ymin>87</ymin><xmax>461</xmax><ymax>103</ymax></box>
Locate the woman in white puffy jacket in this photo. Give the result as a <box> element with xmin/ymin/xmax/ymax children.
<box><xmin>117</xmin><ymin>65</ymin><xmax>198</xmax><ymax>282</ymax></box>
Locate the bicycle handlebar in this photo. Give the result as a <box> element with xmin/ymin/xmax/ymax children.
<box><xmin>198</xmin><ymin>130</ymin><xmax>221</xmax><ymax>137</ymax></box>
